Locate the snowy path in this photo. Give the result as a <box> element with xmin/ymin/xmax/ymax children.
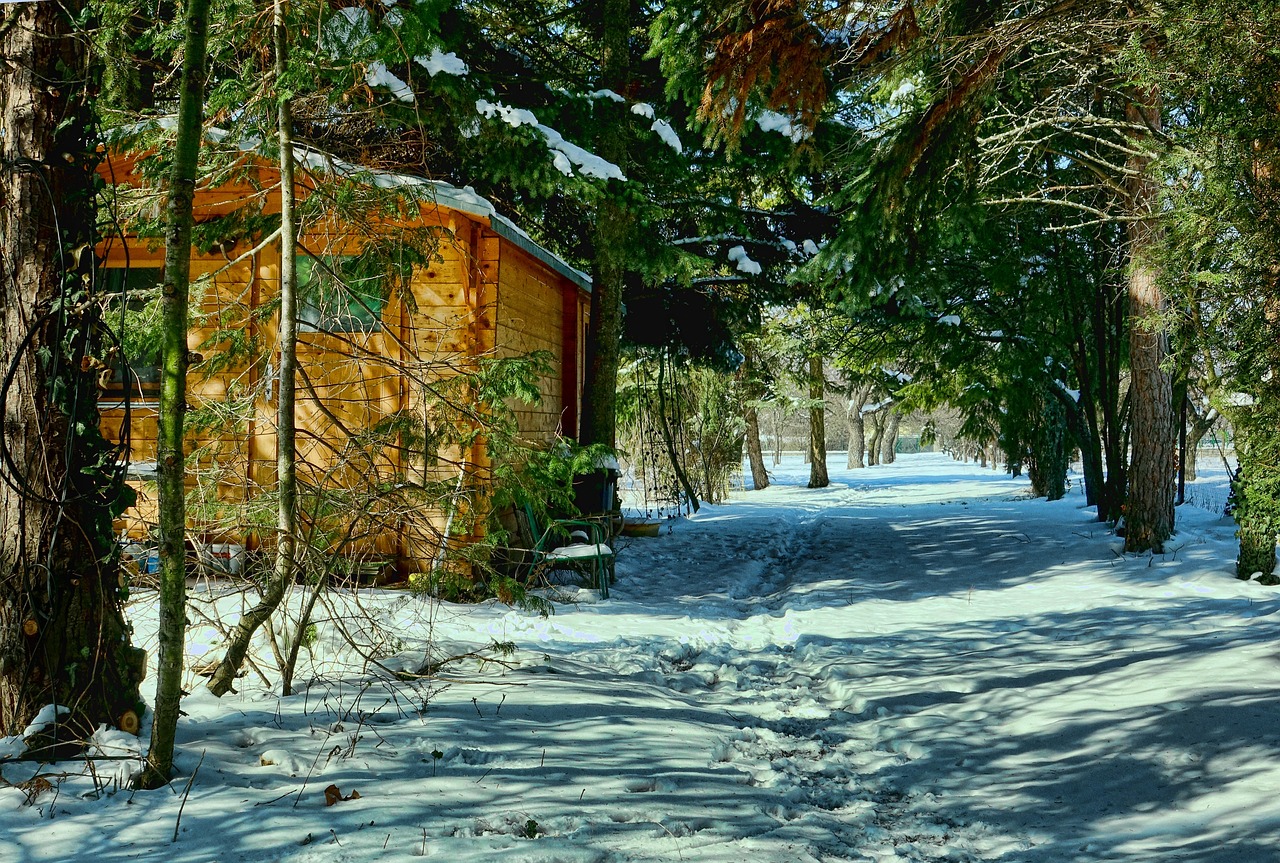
<box><xmin>6</xmin><ymin>453</ymin><xmax>1280</xmax><ymax>863</ymax></box>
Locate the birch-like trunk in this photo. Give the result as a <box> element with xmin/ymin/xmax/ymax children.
<box><xmin>845</xmin><ymin>385</ymin><xmax>869</xmax><ymax>469</ymax></box>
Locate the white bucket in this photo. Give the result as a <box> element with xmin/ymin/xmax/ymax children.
<box><xmin>206</xmin><ymin>543</ymin><xmax>246</xmax><ymax>575</ymax></box>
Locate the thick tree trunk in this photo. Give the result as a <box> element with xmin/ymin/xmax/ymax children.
<box><xmin>208</xmin><ymin>0</ymin><xmax>298</xmax><ymax>696</ymax></box>
<box><xmin>866</xmin><ymin>411</ymin><xmax>884</xmax><ymax>466</ymax></box>
<box><xmin>0</xmin><ymin>2</ymin><xmax>144</xmax><ymax>743</ymax></box>
<box><xmin>807</xmin><ymin>356</ymin><xmax>829</xmax><ymax>488</ymax></box>
<box><xmin>880</xmin><ymin>409</ymin><xmax>901</xmax><ymax>465</ymax></box>
<box><xmin>847</xmin><ymin>412</ymin><xmax>865</xmax><ymax>468</ymax></box>
<box><xmin>1123</xmin><ymin>93</ymin><xmax>1176</xmax><ymax>553</ymax></box>
<box><xmin>578</xmin><ymin>0</ymin><xmax>631</xmax><ymax>449</ymax></box>
<box><xmin>142</xmin><ymin>0</ymin><xmax>212</xmax><ymax>787</ymax></box>
<box><xmin>1029</xmin><ymin>396</ymin><xmax>1070</xmax><ymax>501</ymax></box>
<box><xmin>845</xmin><ymin>384</ymin><xmax>869</xmax><ymax>469</ymax></box>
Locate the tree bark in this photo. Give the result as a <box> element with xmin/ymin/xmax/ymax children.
<box><xmin>1123</xmin><ymin>92</ymin><xmax>1176</xmax><ymax>553</ymax></box>
<box><xmin>743</xmin><ymin>403</ymin><xmax>769</xmax><ymax>490</ymax></box>
<box><xmin>141</xmin><ymin>0</ymin><xmax>212</xmax><ymax>787</ymax></box>
<box><xmin>866</xmin><ymin>411</ymin><xmax>884</xmax><ymax>466</ymax></box>
<box><xmin>0</xmin><ymin>1</ymin><xmax>144</xmax><ymax>742</ymax></box>
<box><xmin>807</xmin><ymin>356</ymin><xmax>829</xmax><ymax>488</ymax></box>
<box><xmin>845</xmin><ymin>384</ymin><xmax>869</xmax><ymax>469</ymax></box>
<box><xmin>578</xmin><ymin>0</ymin><xmax>631</xmax><ymax>450</ymax></box>
<box><xmin>737</xmin><ymin>347</ymin><xmax>769</xmax><ymax>489</ymax></box>
<box><xmin>880</xmin><ymin>409</ymin><xmax>901</xmax><ymax>465</ymax></box>
<box><xmin>208</xmin><ymin>0</ymin><xmax>298</xmax><ymax>696</ymax></box>
<box><xmin>1183</xmin><ymin>406</ymin><xmax>1217</xmax><ymax>482</ymax></box>
<box><xmin>847</xmin><ymin>412</ymin><xmax>865</xmax><ymax>468</ymax></box>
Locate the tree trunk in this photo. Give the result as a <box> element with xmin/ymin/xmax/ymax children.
<box><xmin>737</xmin><ymin>347</ymin><xmax>769</xmax><ymax>489</ymax></box>
<box><xmin>141</xmin><ymin>0</ymin><xmax>212</xmax><ymax>787</ymax></box>
<box><xmin>847</xmin><ymin>411</ymin><xmax>865</xmax><ymax>468</ymax></box>
<box><xmin>807</xmin><ymin>356</ymin><xmax>829</xmax><ymax>488</ymax></box>
<box><xmin>866</xmin><ymin>411</ymin><xmax>884</xmax><ymax>466</ymax></box>
<box><xmin>0</xmin><ymin>1</ymin><xmax>144</xmax><ymax>743</ymax></box>
<box><xmin>744</xmin><ymin>403</ymin><xmax>769</xmax><ymax>490</ymax></box>
<box><xmin>578</xmin><ymin>0</ymin><xmax>631</xmax><ymax>450</ymax></box>
<box><xmin>208</xmin><ymin>0</ymin><xmax>298</xmax><ymax>696</ymax></box>
<box><xmin>880</xmin><ymin>409</ymin><xmax>901</xmax><ymax>465</ymax></box>
<box><xmin>1061</xmin><ymin>389</ymin><xmax>1105</xmax><ymax>510</ymax></box>
<box><xmin>1183</xmin><ymin>407</ymin><xmax>1217</xmax><ymax>482</ymax></box>
<box><xmin>1123</xmin><ymin>92</ymin><xmax>1176</xmax><ymax>553</ymax></box>
<box><xmin>1028</xmin><ymin>395</ymin><xmax>1070</xmax><ymax>501</ymax></box>
<box><xmin>845</xmin><ymin>385</ymin><xmax>868</xmax><ymax>469</ymax></box>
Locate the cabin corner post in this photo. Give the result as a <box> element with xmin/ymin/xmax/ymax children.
<box><xmin>464</xmin><ymin>222</ymin><xmax>498</xmax><ymax>548</ymax></box>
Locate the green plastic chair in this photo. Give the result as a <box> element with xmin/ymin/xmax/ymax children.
<box><xmin>520</xmin><ymin>502</ymin><xmax>615</xmax><ymax>598</ymax></box>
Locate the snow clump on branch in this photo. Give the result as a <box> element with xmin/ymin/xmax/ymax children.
<box><xmin>475</xmin><ymin>99</ymin><xmax>625</xmax><ymax>181</ymax></box>
<box><xmin>755</xmin><ymin>110</ymin><xmax>811</xmax><ymax>143</ymax></box>
<box><xmin>366</xmin><ymin>61</ymin><xmax>415</xmax><ymax>102</ymax></box>
<box><xmin>727</xmin><ymin>245</ymin><xmax>762</xmax><ymax>275</ymax></box>
<box><xmin>415</xmin><ymin>48</ymin><xmax>469</xmax><ymax>77</ymax></box>
<box><xmin>631</xmin><ymin>103</ymin><xmax>684</xmax><ymax>153</ymax></box>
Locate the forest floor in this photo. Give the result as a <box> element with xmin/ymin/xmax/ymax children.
<box><xmin>4</xmin><ymin>452</ymin><xmax>1279</xmax><ymax>862</ymax></box>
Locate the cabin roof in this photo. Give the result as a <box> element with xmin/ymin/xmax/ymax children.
<box><xmin>289</xmin><ymin>145</ymin><xmax>592</xmax><ymax>292</ymax></box>
<box><xmin>108</xmin><ymin>125</ymin><xmax>592</xmax><ymax>293</ymax></box>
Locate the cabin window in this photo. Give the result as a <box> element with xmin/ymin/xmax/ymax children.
<box><xmin>101</xmin><ymin>266</ymin><xmax>163</xmax><ymax>399</ymax></box>
<box><xmin>298</xmin><ymin>254</ymin><xmax>384</xmax><ymax>333</ymax></box>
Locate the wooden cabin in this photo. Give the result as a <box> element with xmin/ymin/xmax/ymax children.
<box><xmin>98</xmin><ymin>144</ymin><xmax>591</xmax><ymax>579</ymax></box>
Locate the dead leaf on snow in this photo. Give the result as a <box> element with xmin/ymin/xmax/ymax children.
<box><xmin>324</xmin><ymin>784</ymin><xmax>361</xmax><ymax>806</ymax></box>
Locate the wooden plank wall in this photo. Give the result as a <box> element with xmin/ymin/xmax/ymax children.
<box><xmin>98</xmin><ymin>248</ymin><xmax>257</xmax><ymax>541</ymax></box>
<box><xmin>495</xmin><ymin>245</ymin><xmax>574</xmax><ymax>439</ymax></box>
<box><xmin>97</xmin><ymin>186</ymin><xmax>582</xmax><ymax>577</ymax></box>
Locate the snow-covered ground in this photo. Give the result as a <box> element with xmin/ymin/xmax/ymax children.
<box><xmin>5</xmin><ymin>452</ymin><xmax>1278</xmax><ymax>862</ymax></box>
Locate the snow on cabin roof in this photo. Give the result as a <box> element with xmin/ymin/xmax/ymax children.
<box><xmin>120</xmin><ymin>124</ymin><xmax>591</xmax><ymax>293</ymax></box>
<box><xmin>488</xmin><ymin>214</ymin><xmax>591</xmax><ymax>292</ymax></box>
<box><xmin>283</xmin><ymin>143</ymin><xmax>593</xmax><ymax>293</ymax></box>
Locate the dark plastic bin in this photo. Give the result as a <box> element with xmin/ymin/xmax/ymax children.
<box><xmin>572</xmin><ymin>458</ymin><xmax>621</xmax><ymax>515</ymax></box>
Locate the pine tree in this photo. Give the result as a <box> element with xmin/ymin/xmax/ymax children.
<box><xmin>659</xmin><ymin>0</ymin><xmax>1180</xmax><ymax>549</ymax></box>
<box><xmin>0</xmin><ymin>0</ymin><xmax>144</xmax><ymax>743</ymax></box>
<box><xmin>1157</xmin><ymin>0</ymin><xmax>1280</xmax><ymax>579</ymax></box>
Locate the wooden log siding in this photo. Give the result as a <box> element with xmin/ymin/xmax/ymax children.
<box><xmin>495</xmin><ymin>242</ymin><xmax>587</xmax><ymax>440</ymax></box>
<box><xmin>98</xmin><ymin>150</ymin><xmax>590</xmax><ymax>575</ymax></box>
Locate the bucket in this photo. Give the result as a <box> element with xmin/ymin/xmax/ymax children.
<box><xmin>206</xmin><ymin>543</ymin><xmax>245</xmax><ymax>575</ymax></box>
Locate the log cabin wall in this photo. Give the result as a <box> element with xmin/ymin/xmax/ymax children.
<box><xmin>497</xmin><ymin>243</ymin><xmax>575</xmax><ymax>439</ymax></box>
<box><xmin>98</xmin><ymin>152</ymin><xmax>588</xmax><ymax>578</ymax></box>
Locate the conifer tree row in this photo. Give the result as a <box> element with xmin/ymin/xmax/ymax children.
<box><xmin>653</xmin><ymin>0</ymin><xmax>1180</xmax><ymax>548</ymax></box>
